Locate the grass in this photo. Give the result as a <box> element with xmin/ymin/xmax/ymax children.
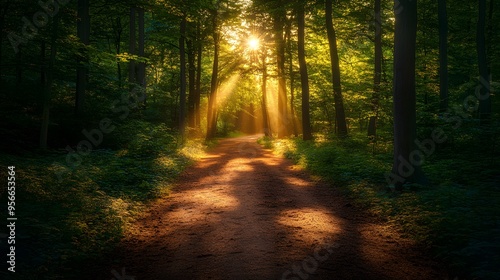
<box><xmin>259</xmin><ymin>133</ymin><xmax>500</xmax><ymax>280</ymax></box>
<box><xmin>0</xmin><ymin>120</ymin><xmax>207</xmax><ymax>280</ymax></box>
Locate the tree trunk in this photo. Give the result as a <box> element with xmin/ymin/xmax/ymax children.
<box><xmin>368</xmin><ymin>0</ymin><xmax>382</xmax><ymax>138</ymax></box>
<box><xmin>274</xmin><ymin>11</ymin><xmax>288</xmax><ymax>138</ymax></box>
<box><xmin>477</xmin><ymin>0</ymin><xmax>491</xmax><ymax>125</ymax></box>
<box><xmin>137</xmin><ymin>7</ymin><xmax>146</xmax><ymax>104</ymax></box>
<box><xmin>114</xmin><ymin>17</ymin><xmax>123</xmax><ymax>89</ymax></box>
<box><xmin>390</xmin><ymin>0</ymin><xmax>425</xmax><ymax>190</ymax></box>
<box><xmin>128</xmin><ymin>6</ymin><xmax>136</xmax><ymax>86</ymax></box>
<box><xmin>179</xmin><ymin>16</ymin><xmax>187</xmax><ymax>136</ymax></box>
<box><xmin>285</xmin><ymin>14</ymin><xmax>298</xmax><ymax>138</ymax></box>
<box><xmin>195</xmin><ymin>22</ymin><xmax>203</xmax><ymax>130</ymax></box>
<box><xmin>297</xmin><ymin>3</ymin><xmax>312</xmax><ymax>141</ymax></box>
<box><xmin>40</xmin><ymin>17</ymin><xmax>59</xmax><ymax>149</ymax></box>
<box><xmin>438</xmin><ymin>0</ymin><xmax>448</xmax><ymax>112</ymax></box>
<box><xmin>261</xmin><ymin>46</ymin><xmax>272</xmax><ymax>137</ymax></box>
<box><xmin>76</xmin><ymin>0</ymin><xmax>90</xmax><ymax>116</ymax></box>
<box><xmin>207</xmin><ymin>8</ymin><xmax>220</xmax><ymax>140</ymax></box>
<box><xmin>187</xmin><ymin>24</ymin><xmax>196</xmax><ymax>129</ymax></box>
<box><xmin>325</xmin><ymin>0</ymin><xmax>348</xmax><ymax>137</ymax></box>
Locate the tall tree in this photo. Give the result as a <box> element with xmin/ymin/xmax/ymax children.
<box><xmin>206</xmin><ymin>4</ymin><xmax>220</xmax><ymax>140</ymax></box>
<box><xmin>438</xmin><ymin>0</ymin><xmax>449</xmax><ymax>112</ymax></box>
<box><xmin>179</xmin><ymin>15</ymin><xmax>187</xmax><ymax>136</ymax></box>
<box><xmin>128</xmin><ymin>6</ymin><xmax>136</xmax><ymax>87</ymax></box>
<box><xmin>195</xmin><ymin>21</ymin><xmax>203</xmax><ymax>130</ymax></box>
<box><xmin>137</xmin><ymin>6</ymin><xmax>146</xmax><ymax>102</ymax></box>
<box><xmin>325</xmin><ymin>0</ymin><xmax>348</xmax><ymax>136</ymax></box>
<box><xmin>273</xmin><ymin>4</ymin><xmax>289</xmax><ymax>138</ymax></box>
<box><xmin>187</xmin><ymin>23</ymin><xmax>197</xmax><ymax>129</ymax></box>
<box><xmin>286</xmin><ymin>13</ymin><xmax>299</xmax><ymax>137</ymax></box>
<box><xmin>40</xmin><ymin>17</ymin><xmax>60</xmax><ymax>149</ymax></box>
<box><xmin>261</xmin><ymin>45</ymin><xmax>272</xmax><ymax>137</ymax></box>
<box><xmin>390</xmin><ymin>0</ymin><xmax>425</xmax><ymax>189</ymax></box>
<box><xmin>297</xmin><ymin>2</ymin><xmax>312</xmax><ymax>140</ymax></box>
<box><xmin>368</xmin><ymin>0</ymin><xmax>382</xmax><ymax>138</ymax></box>
<box><xmin>477</xmin><ymin>0</ymin><xmax>491</xmax><ymax>125</ymax></box>
<box><xmin>75</xmin><ymin>0</ymin><xmax>90</xmax><ymax>116</ymax></box>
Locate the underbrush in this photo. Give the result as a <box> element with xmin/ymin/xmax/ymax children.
<box><xmin>260</xmin><ymin>133</ymin><xmax>500</xmax><ymax>280</ymax></box>
<box><xmin>0</xmin><ymin>120</ymin><xmax>207</xmax><ymax>279</ymax></box>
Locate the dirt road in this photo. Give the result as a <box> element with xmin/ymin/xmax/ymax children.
<box><xmin>106</xmin><ymin>135</ymin><xmax>445</xmax><ymax>280</ymax></box>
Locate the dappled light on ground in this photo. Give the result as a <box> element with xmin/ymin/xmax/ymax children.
<box><xmin>277</xmin><ymin>208</ymin><xmax>341</xmax><ymax>245</ymax></box>
<box><xmin>107</xmin><ymin>136</ymin><xmax>445</xmax><ymax>280</ymax></box>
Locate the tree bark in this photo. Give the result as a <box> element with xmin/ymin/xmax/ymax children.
<box><xmin>368</xmin><ymin>0</ymin><xmax>382</xmax><ymax>137</ymax></box>
<box><xmin>179</xmin><ymin>16</ymin><xmax>187</xmax><ymax>136</ymax></box>
<box><xmin>128</xmin><ymin>6</ymin><xmax>136</xmax><ymax>87</ymax></box>
<box><xmin>325</xmin><ymin>0</ymin><xmax>348</xmax><ymax>137</ymax></box>
<box><xmin>297</xmin><ymin>3</ymin><xmax>312</xmax><ymax>140</ymax></box>
<box><xmin>75</xmin><ymin>0</ymin><xmax>89</xmax><ymax>116</ymax></box>
<box><xmin>390</xmin><ymin>0</ymin><xmax>425</xmax><ymax>190</ymax></box>
<box><xmin>274</xmin><ymin>10</ymin><xmax>288</xmax><ymax>138</ymax></box>
<box><xmin>438</xmin><ymin>0</ymin><xmax>448</xmax><ymax>112</ymax></box>
<box><xmin>195</xmin><ymin>22</ymin><xmax>203</xmax><ymax>130</ymax></box>
<box><xmin>261</xmin><ymin>46</ymin><xmax>272</xmax><ymax>137</ymax></box>
<box><xmin>137</xmin><ymin>7</ymin><xmax>146</xmax><ymax>104</ymax></box>
<box><xmin>286</xmin><ymin>14</ymin><xmax>298</xmax><ymax>138</ymax></box>
<box><xmin>207</xmin><ymin>7</ymin><xmax>220</xmax><ymax>140</ymax></box>
<box><xmin>477</xmin><ymin>0</ymin><xmax>491</xmax><ymax>125</ymax></box>
<box><xmin>40</xmin><ymin>17</ymin><xmax>59</xmax><ymax>149</ymax></box>
<box><xmin>187</xmin><ymin>24</ymin><xmax>196</xmax><ymax>129</ymax></box>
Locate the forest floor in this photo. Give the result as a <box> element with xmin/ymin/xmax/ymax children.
<box><xmin>100</xmin><ymin>135</ymin><xmax>447</xmax><ymax>280</ymax></box>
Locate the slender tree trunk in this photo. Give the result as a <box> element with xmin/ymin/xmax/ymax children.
<box><xmin>114</xmin><ymin>17</ymin><xmax>123</xmax><ymax>89</ymax></box>
<box><xmin>76</xmin><ymin>0</ymin><xmax>90</xmax><ymax>116</ymax></box>
<box><xmin>325</xmin><ymin>0</ymin><xmax>348</xmax><ymax>136</ymax></box>
<box><xmin>477</xmin><ymin>0</ymin><xmax>491</xmax><ymax>125</ymax></box>
<box><xmin>137</xmin><ymin>7</ymin><xmax>146</xmax><ymax>104</ymax></box>
<box><xmin>179</xmin><ymin>16</ymin><xmax>187</xmax><ymax>136</ymax></box>
<box><xmin>297</xmin><ymin>3</ymin><xmax>312</xmax><ymax>141</ymax></box>
<box><xmin>368</xmin><ymin>0</ymin><xmax>382</xmax><ymax>137</ymax></box>
<box><xmin>261</xmin><ymin>46</ymin><xmax>271</xmax><ymax>137</ymax></box>
<box><xmin>274</xmin><ymin>12</ymin><xmax>288</xmax><ymax>138</ymax></box>
<box><xmin>438</xmin><ymin>0</ymin><xmax>448</xmax><ymax>112</ymax></box>
<box><xmin>195</xmin><ymin>22</ymin><xmax>203</xmax><ymax>129</ymax></box>
<box><xmin>390</xmin><ymin>0</ymin><xmax>425</xmax><ymax>190</ymax></box>
<box><xmin>187</xmin><ymin>25</ymin><xmax>196</xmax><ymax>129</ymax></box>
<box><xmin>40</xmin><ymin>17</ymin><xmax>59</xmax><ymax>149</ymax></box>
<box><xmin>286</xmin><ymin>15</ymin><xmax>298</xmax><ymax>137</ymax></box>
<box><xmin>128</xmin><ymin>6</ymin><xmax>136</xmax><ymax>86</ymax></box>
<box><xmin>207</xmin><ymin>8</ymin><xmax>220</xmax><ymax>140</ymax></box>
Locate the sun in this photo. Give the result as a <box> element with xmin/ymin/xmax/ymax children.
<box><xmin>247</xmin><ymin>37</ymin><xmax>260</xmax><ymax>51</ymax></box>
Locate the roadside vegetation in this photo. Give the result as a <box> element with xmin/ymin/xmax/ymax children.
<box><xmin>259</xmin><ymin>132</ymin><xmax>500</xmax><ymax>279</ymax></box>
<box><xmin>0</xmin><ymin>120</ymin><xmax>207</xmax><ymax>280</ymax></box>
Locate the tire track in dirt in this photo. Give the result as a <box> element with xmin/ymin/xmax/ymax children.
<box><xmin>105</xmin><ymin>135</ymin><xmax>445</xmax><ymax>280</ymax></box>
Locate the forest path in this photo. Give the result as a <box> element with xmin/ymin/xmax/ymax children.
<box><xmin>105</xmin><ymin>135</ymin><xmax>445</xmax><ymax>280</ymax></box>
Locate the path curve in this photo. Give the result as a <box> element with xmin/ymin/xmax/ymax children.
<box><xmin>106</xmin><ymin>135</ymin><xmax>445</xmax><ymax>280</ymax></box>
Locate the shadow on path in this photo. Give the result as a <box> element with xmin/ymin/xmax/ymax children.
<box><xmin>102</xmin><ymin>135</ymin><xmax>445</xmax><ymax>280</ymax></box>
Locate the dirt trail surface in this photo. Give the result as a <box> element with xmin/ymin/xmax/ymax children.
<box><xmin>106</xmin><ymin>135</ymin><xmax>445</xmax><ymax>280</ymax></box>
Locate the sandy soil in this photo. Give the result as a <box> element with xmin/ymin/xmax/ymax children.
<box><xmin>104</xmin><ymin>135</ymin><xmax>446</xmax><ymax>280</ymax></box>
